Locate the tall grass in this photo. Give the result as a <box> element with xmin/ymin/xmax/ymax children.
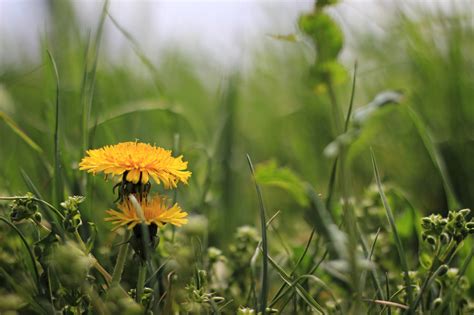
<box><xmin>0</xmin><ymin>0</ymin><xmax>473</xmax><ymax>314</ymax></box>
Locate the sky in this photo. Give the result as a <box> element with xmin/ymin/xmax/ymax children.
<box><xmin>0</xmin><ymin>0</ymin><xmax>468</xmax><ymax>69</ymax></box>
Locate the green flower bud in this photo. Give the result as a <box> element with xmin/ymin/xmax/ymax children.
<box><xmin>34</xmin><ymin>212</ymin><xmax>42</xmax><ymax>223</ymax></box>
<box><xmin>238</xmin><ymin>307</ymin><xmax>256</xmax><ymax>315</ymax></box>
<box><xmin>265</xmin><ymin>307</ymin><xmax>279</xmax><ymax>313</ymax></box>
<box><xmin>440</xmin><ymin>232</ymin><xmax>450</xmax><ymax>244</ymax></box>
<box><xmin>60</xmin><ymin>196</ymin><xmax>85</xmax><ymax>212</ymax></box>
<box><xmin>459</xmin><ymin>276</ymin><xmax>470</xmax><ymax>290</ymax></box>
<box><xmin>144</xmin><ymin>287</ymin><xmax>154</xmax><ymax>294</ymax></box>
<box><xmin>9</xmin><ymin>194</ymin><xmax>39</xmax><ymax>222</ymax></box>
<box><xmin>448</xmin><ymin>211</ymin><xmax>455</xmax><ymax>221</ymax></box>
<box><xmin>408</xmin><ymin>271</ymin><xmax>418</xmax><ymax>280</ymax></box>
<box><xmin>438</xmin><ymin>264</ymin><xmax>449</xmax><ymax>276</ymax></box>
<box><xmin>446</xmin><ymin>268</ymin><xmax>458</xmax><ymax>279</ymax></box>
<box><xmin>421</xmin><ymin>217</ymin><xmax>432</xmax><ymax>230</ymax></box>
<box><xmin>459</xmin><ymin>208</ymin><xmax>471</xmax><ymax>218</ymax></box>
<box><xmin>426</xmin><ymin>235</ymin><xmax>437</xmax><ymax>246</ymax></box>
<box><xmin>431</xmin><ymin>297</ymin><xmax>443</xmax><ymax>309</ymax></box>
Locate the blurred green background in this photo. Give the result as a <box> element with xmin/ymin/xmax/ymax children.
<box><xmin>0</xmin><ymin>0</ymin><xmax>473</xmax><ymax>247</ymax></box>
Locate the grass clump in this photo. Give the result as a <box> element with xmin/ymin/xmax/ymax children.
<box><xmin>0</xmin><ymin>0</ymin><xmax>473</xmax><ymax>313</ymax></box>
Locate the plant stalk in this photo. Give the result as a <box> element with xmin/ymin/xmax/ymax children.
<box><xmin>136</xmin><ymin>263</ymin><xmax>147</xmax><ymax>303</ymax></box>
<box><xmin>111</xmin><ymin>230</ymin><xmax>131</xmax><ymax>286</ymax></box>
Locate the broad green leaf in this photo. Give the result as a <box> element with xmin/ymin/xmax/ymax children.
<box><xmin>255</xmin><ymin>160</ymin><xmax>308</xmax><ymax>206</ymax></box>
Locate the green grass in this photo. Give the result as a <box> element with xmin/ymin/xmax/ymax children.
<box><xmin>0</xmin><ymin>0</ymin><xmax>473</xmax><ymax>314</ymax></box>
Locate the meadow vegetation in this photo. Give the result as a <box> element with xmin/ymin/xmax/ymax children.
<box><xmin>0</xmin><ymin>0</ymin><xmax>473</xmax><ymax>314</ymax></box>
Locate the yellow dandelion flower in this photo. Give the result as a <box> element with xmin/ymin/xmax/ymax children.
<box><xmin>105</xmin><ymin>196</ymin><xmax>188</xmax><ymax>230</ymax></box>
<box><xmin>79</xmin><ymin>141</ymin><xmax>191</xmax><ymax>188</ymax></box>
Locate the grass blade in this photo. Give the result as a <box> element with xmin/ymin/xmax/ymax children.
<box><xmin>81</xmin><ymin>0</ymin><xmax>108</xmax><ymax>155</ymax></box>
<box><xmin>306</xmin><ymin>184</ymin><xmax>347</xmax><ymax>259</ymax></box>
<box><xmin>269</xmin><ymin>228</ymin><xmax>315</xmax><ymax>306</ymax></box>
<box><xmin>107</xmin><ymin>13</ymin><xmax>165</xmax><ymax>95</ymax></box>
<box><xmin>0</xmin><ymin>267</ymin><xmax>49</xmax><ymax>314</ymax></box>
<box><xmin>20</xmin><ymin>169</ymin><xmax>55</xmax><ymax>224</ymax></box>
<box><xmin>0</xmin><ymin>111</ymin><xmax>43</xmax><ymax>154</ymax></box>
<box><xmin>344</xmin><ymin>62</ymin><xmax>358</xmax><ymax>132</ymax></box>
<box><xmin>359</xmin><ymin>227</ymin><xmax>385</xmax><ymax>301</ymax></box>
<box><xmin>266</xmin><ymin>254</ymin><xmax>324</xmax><ymax>314</ymax></box>
<box><xmin>326</xmin><ymin>62</ymin><xmax>357</xmax><ymax>211</ymax></box>
<box><xmin>46</xmin><ymin>50</ymin><xmax>62</xmax><ymax>208</ymax></box>
<box><xmin>0</xmin><ymin>216</ymin><xmax>41</xmax><ymax>294</ymax></box>
<box><xmin>370</xmin><ymin>149</ymin><xmax>414</xmax><ymax>310</ymax></box>
<box><xmin>247</xmin><ymin>154</ymin><xmax>269</xmax><ymax>315</ymax></box>
<box><xmin>405</xmin><ymin>106</ymin><xmax>460</xmax><ymax>210</ymax></box>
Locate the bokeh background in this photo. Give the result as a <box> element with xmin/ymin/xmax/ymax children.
<box><xmin>1</xmin><ymin>0</ymin><xmax>473</xmax><ymax>245</ymax></box>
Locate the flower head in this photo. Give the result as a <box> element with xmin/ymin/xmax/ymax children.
<box><xmin>105</xmin><ymin>196</ymin><xmax>188</xmax><ymax>230</ymax></box>
<box><xmin>79</xmin><ymin>141</ymin><xmax>191</xmax><ymax>188</ymax></box>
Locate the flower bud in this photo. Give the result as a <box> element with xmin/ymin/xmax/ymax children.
<box><xmin>426</xmin><ymin>235</ymin><xmax>437</xmax><ymax>246</ymax></box>
<box><xmin>438</xmin><ymin>264</ymin><xmax>449</xmax><ymax>276</ymax></box>
<box><xmin>440</xmin><ymin>232</ymin><xmax>450</xmax><ymax>244</ymax></box>
<box><xmin>34</xmin><ymin>212</ymin><xmax>42</xmax><ymax>223</ymax></box>
<box><xmin>459</xmin><ymin>208</ymin><xmax>471</xmax><ymax>218</ymax></box>
<box><xmin>421</xmin><ymin>217</ymin><xmax>432</xmax><ymax>230</ymax></box>
<box><xmin>446</xmin><ymin>268</ymin><xmax>458</xmax><ymax>279</ymax></box>
<box><xmin>466</xmin><ymin>221</ymin><xmax>474</xmax><ymax>231</ymax></box>
<box><xmin>431</xmin><ymin>297</ymin><xmax>443</xmax><ymax>309</ymax></box>
<box><xmin>238</xmin><ymin>307</ymin><xmax>256</xmax><ymax>315</ymax></box>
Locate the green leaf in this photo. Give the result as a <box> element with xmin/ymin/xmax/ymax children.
<box><xmin>0</xmin><ymin>111</ymin><xmax>43</xmax><ymax>153</ymax></box>
<box><xmin>371</xmin><ymin>150</ymin><xmax>414</xmax><ymax>307</ymax></box>
<box><xmin>419</xmin><ymin>252</ymin><xmax>433</xmax><ymax>269</ymax></box>
<box><xmin>299</xmin><ymin>12</ymin><xmax>344</xmax><ymax>62</ymax></box>
<box><xmin>247</xmin><ymin>155</ymin><xmax>269</xmax><ymax>315</ymax></box>
<box><xmin>255</xmin><ymin>160</ymin><xmax>308</xmax><ymax>206</ymax></box>
<box><xmin>310</xmin><ymin>61</ymin><xmax>348</xmax><ymax>87</ymax></box>
<box><xmin>266</xmin><ymin>254</ymin><xmax>325</xmax><ymax>314</ymax></box>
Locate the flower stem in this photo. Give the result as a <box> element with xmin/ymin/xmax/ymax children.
<box><xmin>111</xmin><ymin>230</ymin><xmax>131</xmax><ymax>286</ymax></box>
<box><xmin>136</xmin><ymin>263</ymin><xmax>147</xmax><ymax>303</ymax></box>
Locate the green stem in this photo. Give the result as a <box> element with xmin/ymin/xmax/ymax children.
<box><xmin>0</xmin><ymin>216</ymin><xmax>41</xmax><ymax>294</ymax></box>
<box><xmin>111</xmin><ymin>230</ymin><xmax>131</xmax><ymax>286</ymax></box>
<box><xmin>136</xmin><ymin>263</ymin><xmax>147</xmax><ymax>303</ymax></box>
<box><xmin>326</xmin><ymin>76</ymin><xmax>343</xmax><ymax>135</ymax></box>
